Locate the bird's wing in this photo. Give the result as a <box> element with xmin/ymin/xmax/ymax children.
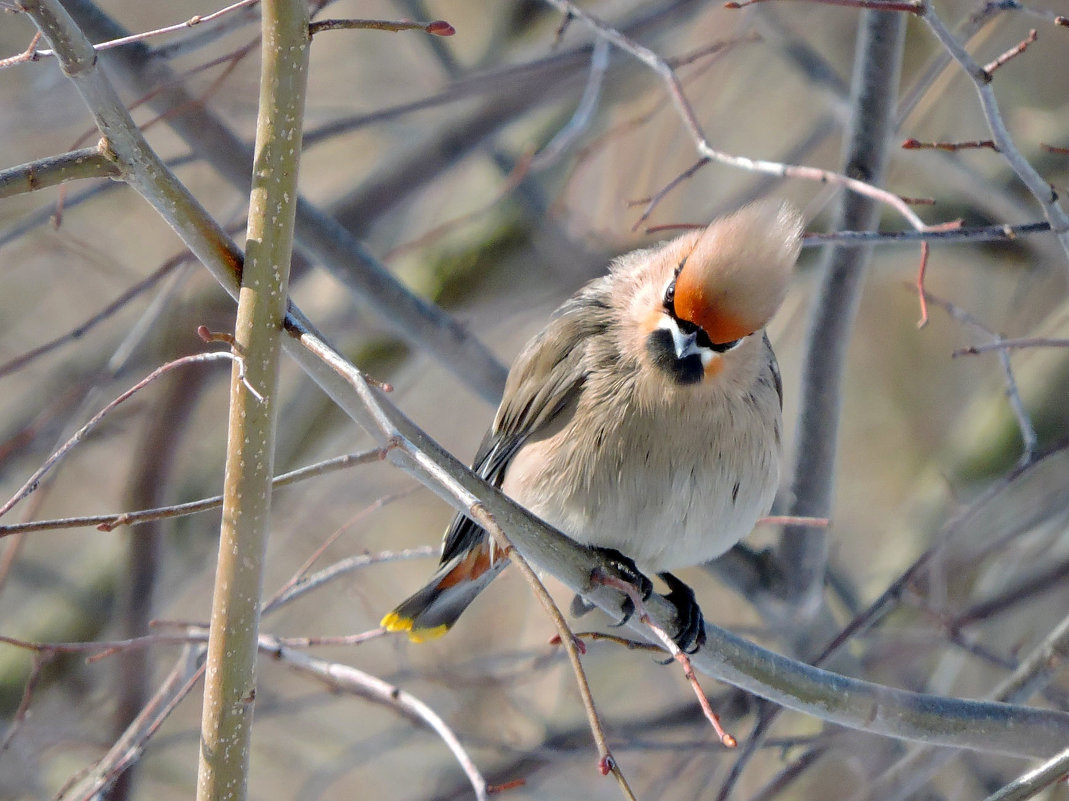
<box><xmin>438</xmin><ymin>283</ymin><xmax>612</xmax><ymax>564</ymax></box>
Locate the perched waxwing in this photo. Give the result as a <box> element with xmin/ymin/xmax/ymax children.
<box><xmin>382</xmin><ymin>200</ymin><xmax>804</xmax><ymax>648</ymax></box>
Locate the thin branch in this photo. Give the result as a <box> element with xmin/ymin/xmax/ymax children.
<box><xmin>918</xmin><ymin>6</ymin><xmax>1069</xmax><ymax>264</ymax></box>
<box><xmin>4</xmin><ymin>0</ymin><xmax>262</xmax><ymax>66</ymax></box>
<box><xmin>59</xmin><ymin>646</ymin><xmax>205</xmax><ymax>801</ymax></box>
<box><xmin>923</xmin><ymin>289</ymin><xmax>1038</xmax><ymax>463</ymax></box>
<box><xmin>981</xmin><ymin>28</ymin><xmax>1038</xmax><ymax>80</ymax></box>
<box><xmin>0</xmin><ymin>650</ymin><xmax>50</xmax><ymax>756</ymax></box>
<box><xmin>0</xmin><ymin>144</ymin><xmax>118</xmax><ymax>199</ymax></box>
<box><xmin>799</xmin><ymin>221</ymin><xmax>1053</xmax><ymax>246</ymax></box>
<box><xmin>982</xmin><ymin>748</ymin><xmax>1069</xmax><ymax>801</ymax></box>
<box><xmin>0</xmin><ymin>29</ymin><xmax>40</xmax><ymax>67</ymax></box>
<box><xmin>954</xmin><ymin>337</ymin><xmax>1069</xmax><ymax>354</ymax></box>
<box><xmin>0</xmin><ymin>255</ymin><xmax>185</xmax><ymax>381</ymax></box>
<box><xmin>0</xmin><ymin>351</ymin><xmax>242</xmax><ymax>522</ymax></box>
<box><xmin>542</xmin><ymin>0</ymin><xmax>930</xmax><ymax>231</ymax></box>
<box><xmin>308</xmin><ymin>18</ymin><xmax>455</xmax><ymax>36</ymax></box>
<box><xmin>260</xmin><ymin>636</ymin><xmax>488</xmax><ymax>801</ymax></box>
<box><xmin>467</xmin><ymin>504</ymin><xmax>638</xmax><ymax>799</ymax></box>
<box><xmin>0</xmin><ymin>449</ymin><xmax>391</xmax><ymax>536</ymax></box>
<box><xmin>901</xmin><ymin>136</ymin><xmax>999</xmax><ymax>152</ymax></box>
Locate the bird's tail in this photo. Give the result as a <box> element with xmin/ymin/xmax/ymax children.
<box><xmin>381</xmin><ymin>539</ymin><xmax>507</xmax><ymax>642</ymax></box>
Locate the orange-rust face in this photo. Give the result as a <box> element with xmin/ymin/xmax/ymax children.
<box><xmin>672</xmin><ymin>260</ymin><xmax>755</xmax><ymax>346</ymax></box>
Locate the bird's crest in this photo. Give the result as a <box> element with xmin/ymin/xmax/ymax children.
<box><xmin>670</xmin><ymin>201</ymin><xmax>803</xmax><ymax>344</ymax></box>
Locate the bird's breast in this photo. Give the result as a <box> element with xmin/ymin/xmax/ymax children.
<box><xmin>499</xmin><ymin>380</ymin><xmax>780</xmax><ymax>572</ymax></box>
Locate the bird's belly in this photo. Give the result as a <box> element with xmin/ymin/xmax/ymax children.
<box><xmin>502</xmin><ymin>435</ymin><xmax>778</xmax><ymax>573</ymax></box>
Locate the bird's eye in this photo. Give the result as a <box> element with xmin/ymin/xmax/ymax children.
<box><xmin>663</xmin><ymin>278</ymin><xmax>676</xmax><ymax>311</ymax></box>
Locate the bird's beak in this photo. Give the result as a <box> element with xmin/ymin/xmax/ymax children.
<box><xmin>671</xmin><ymin>326</ymin><xmax>699</xmax><ymax>360</ymax></box>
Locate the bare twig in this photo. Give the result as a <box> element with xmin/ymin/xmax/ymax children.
<box><xmin>953</xmin><ymin>337</ymin><xmax>1069</xmax><ymax>354</ymax></box>
<box><xmin>4</xmin><ymin>0</ymin><xmax>261</xmax><ymax>66</ymax></box>
<box><xmin>0</xmin><ymin>256</ymin><xmax>186</xmax><ymax>381</ymax></box>
<box><xmin>308</xmin><ymin>18</ymin><xmax>454</xmax><ymax>36</ymax></box>
<box><xmin>981</xmin><ymin>28</ymin><xmax>1038</xmax><ymax>80</ymax></box>
<box><xmin>918</xmin><ymin>8</ymin><xmax>1069</xmax><ymax>263</ymax></box>
<box><xmin>982</xmin><ymin>747</ymin><xmax>1069</xmax><ymax>801</ymax></box>
<box><xmin>0</xmin><ymin>144</ymin><xmax>118</xmax><ymax>199</ymax></box>
<box><xmin>0</xmin><ymin>449</ymin><xmax>391</xmax><ymax>537</ymax></box>
<box><xmin>0</xmin><ymin>650</ymin><xmax>51</xmax><ymax>756</ymax></box>
<box><xmin>543</xmin><ymin>0</ymin><xmax>930</xmax><ymax>230</ymax></box>
<box><xmin>599</xmin><ymin>573</ymin><xmax>736</xmax><ymax>748</ymax></box>
<box><xmin>923</xmin><ymin>289</ymin><xmax>1038</xmax><ymax>463</ymax></box>
<box><xmin>901</xmin><ymin>136</ymin><xmax>999</xmax><ymax>152</ymax></box>
<box><xmin>260</xmin><ymin>636</ymin><xmax>488</xmax><ymax>801</ymax></box>
<box><xmin>0</xmin><ymin>351</ymin><xmax>243</xmax><ymax>522</ymax></box>
<box><xmin>0</xmin><ymin>29</ymin><xmax>40</xmax><ymax>67</ymax></box>
<box><xmin>468</xmin><ymin>504</ymin><xmax>638</xmax><ymax>798</ymax></box>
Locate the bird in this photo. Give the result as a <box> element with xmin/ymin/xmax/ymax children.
<box><xmin>382</xmin><ymin>200</ymin><xmax>804</xmax><ymax>649</ymax></box>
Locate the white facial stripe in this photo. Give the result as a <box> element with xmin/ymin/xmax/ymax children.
<box><xmin>656</xmin><ymin>315</ymin><xmax>745</xmax><ymax>366</ymax></box>
<box><xmin>656</xmin><ymin>316</ymin><xmax>699</xmax><ymax>360</ymax></box>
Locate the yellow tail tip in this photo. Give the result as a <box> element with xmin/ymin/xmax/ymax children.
<box><xmin>381</xmin><ymin>612</ymin><xmax>449</xmax><ymax>643</ymax></box>
<box><xmin>380</xmin><ymin>611</ymin><xmax>413</xmax><ymax>632</ymax></box>
<box><xmin>406</xmin><ymin>624</ymin><xmax>449</xmax><ymax>643</ymax></box>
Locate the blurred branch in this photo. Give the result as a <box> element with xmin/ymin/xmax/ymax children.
<box><xmin>864</xmin><ymin>611</ymin><xmax>1069</xmax><ymax>801</ymax></box>
<box><xmin>260</xmin><ymin>635</ymin><xmax>488</xmax><ymax>801</ymax></box>
<box><xmin>778</xmin><ymin>10</ymin><xmax>906</xmax><ymax>622</ymax></box>
<box><xmin>0</xmin><ymin>144</ymin><xmax>118</xmax><ymax>199</ymax></box>
<box><xmin>107</xmin><ymin>368</ymin><xmax>207</xmax><ymax>801</ymax></box>
<box><xmin>0</xmin><ymin>352</ymin><xmax>239</xmax><ymax>522</ymax></box>
<box><xmin>56</xmin><ymin>0</ymin><xmax>508</xmax><ymax>402</ymax></box>
<box><xmin>2</xmin><ymin>0</ymin><xmax>261</xmax><ymax>65</ymax></box>
<box><xmin>982</xmin><ymin>747</ymin><xmax>1069</xmax><ymax>801</ymax></box>
<box><xmin>61</xmin><ymin>646</ymin><xmax>205</xmax><ymax>801</ymax></box>
<box><xmin>543</xmin><ymin>0</ymin><xmax>929</xmax><ymax>230</ymax></box>
<box><xmin>195</xmin><ymin>1</ymin><xmax>308</xmax><ymax>798</ymax></box>
<box><xmin>918</xmin><ymin>3</ymin><xmax>1069</xmax><ymax>266</ymax></box>
<box><xmin>0</xmin><ymin>449</ymin><xmax>389</xmax><ymax>536</ymax></box>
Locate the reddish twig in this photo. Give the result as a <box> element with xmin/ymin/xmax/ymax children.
<box><xmin>981</xmin><ymin>29</ymin><xmax>1038</xmax><ymax>81</ymax></box>
<box><xmin>759</xmin><ymin>515</ymin><xmax>830</xmax><ymax>528</ymax></box>
<box><xmin>901</xmin><ymin>137</ymin><xmax>999</xmax><ymax>152</ymax></box>
<box><xmin>916</xmin><ymin>241</ymin><xmax>931</xmax><ymax>327</ymax></box>
<box><xmin>594</xmin><ymin>573</ymin><xmax>736</xmax><ymax>748</ymax></box>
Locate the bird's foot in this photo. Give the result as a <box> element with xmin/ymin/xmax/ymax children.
<box><xmin>586</xmin><ymin>546</ymin><xmax>654</xmax><ymax>627</ymax></box>
<box><xmin>659</xmin><ymin>572</ymin><xmax>706</xmax><ymax>653</ymax></box>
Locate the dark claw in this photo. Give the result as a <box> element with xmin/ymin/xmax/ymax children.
<box><xmin>588</xmin><ymin>546</ymin><xmax>654</xmax><ymax>626</ymax></box>
<box><xmin>659</xmin><ymin>572</ymin><xmax>706</xmax><ymax>653</ymax></box>
<box><xmin>570</xmin><ymin>593</ymin><xmax>596</xmax><ymax>618</ymax></box>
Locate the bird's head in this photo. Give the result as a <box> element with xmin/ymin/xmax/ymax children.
<box><xmin>637</xmin><ymin>200</ymin><xmax>804</xmax><ymax>386</ymax></box>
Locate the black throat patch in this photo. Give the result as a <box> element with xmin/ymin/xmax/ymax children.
<box><xmin>646</xmin><ymin>328</ymin><xmax>704</xmax><ymax>385</ymax></box>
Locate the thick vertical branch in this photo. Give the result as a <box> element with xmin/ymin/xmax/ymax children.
<box><xmin>777</xmin><ymin>11</ymin><xmax>906</xmax><ymax>618</ymax></box>
<box><xmin>195</xmin><ymin>2</ymin><xmax>309</xmax><ymax>800</ymax></box>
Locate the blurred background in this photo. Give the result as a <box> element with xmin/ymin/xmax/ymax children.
<box><xmin>0</xmin><ymin>0</ymin><xmax>1067</xmax><ymax>799</ymax></box>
